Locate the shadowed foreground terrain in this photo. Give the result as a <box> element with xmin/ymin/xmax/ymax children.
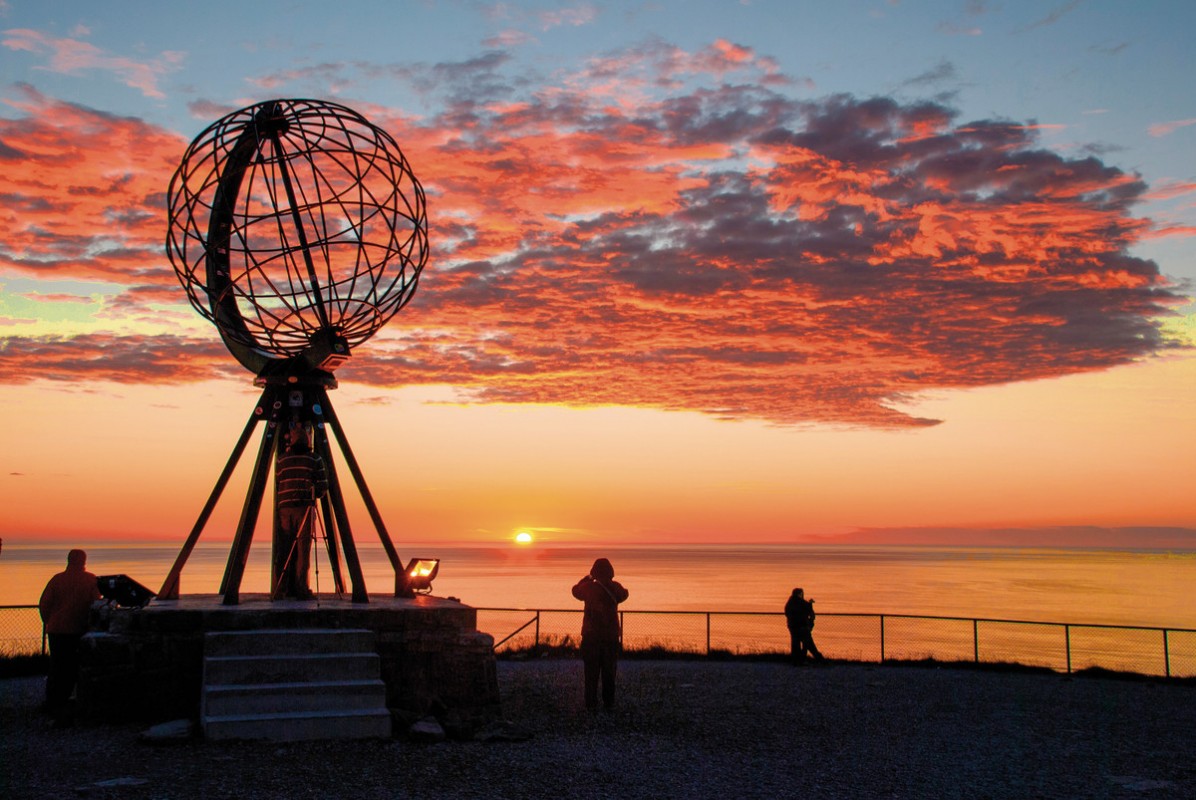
<box><xmin>2</xmin><ymin>659</ymin><xmax>1193</xmax><ymax>799</ymax></box>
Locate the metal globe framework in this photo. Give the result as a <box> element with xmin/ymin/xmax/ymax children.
<box><xmin>167</xmin><ymin>98</ymin><xmax>428</xmax><ymax>374</ymax></box>
<box><xmin>160</xmin><ymin>99</ymin><xmax>427</xmax><ymax>605</ymax></box>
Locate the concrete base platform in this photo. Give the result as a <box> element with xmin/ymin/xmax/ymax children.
<box><xmin>79</xmin><ymin>594</ymin><xmax>501</xmax><ymax>738</ymax></box>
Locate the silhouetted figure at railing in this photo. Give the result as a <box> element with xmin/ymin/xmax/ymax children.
<box><xmin>39</xmin><ymin>549</ymin><xmax>101</xmax><ymax>725</ymax></box>
<box><xmin>785</xmin><ymin>587</ymin><xmax>824</xmax><ymax>665</ymax></box>
<box><xmin>572</xmin><ymin>557</ymin><xmax>630</xmax><ymax>710</ymax></box>
<box><xmin>273</xmin><ymin>423</ymin><xmax>328</xmax><ymax>600</ymax></box>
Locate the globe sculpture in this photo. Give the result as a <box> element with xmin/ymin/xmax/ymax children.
<box><xmin>158</xmin><ymin>99</ymin><xmax>429</xmax><ymax>605</ymax></box>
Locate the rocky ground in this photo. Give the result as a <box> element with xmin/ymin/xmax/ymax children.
<box><xmin>2</xmin><ymin>658</ymin><xmax>1193</xmax><ymax>799</ymax></box>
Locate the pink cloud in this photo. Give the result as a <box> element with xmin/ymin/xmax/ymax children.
<box><xmin>1143</xmin><ymin>180</ymin><xmax>1196</xmax><ymax>201</ymax></box>
<box><xmin>0</xmin><ymin>84</ymin><xmax>185</xmax><ymax>283</ymax></box>
<box><xmin>17</xmin><ymin>292</ymin><xmax>96</xmax><ymax>304</ymax></box>
<box><xmin>538</xmin><ymin>5</ymin><xmax>597</xmax><ymax>30</ymax></box>
<box><xmin>483</xmin><ymin>30</ymin><xmax>535</xmax><ymax>49</ymax></box>
<box><xmin>2</xmin><ymin>28</ymin><xmax>183</xmax><ymax>99</ymax></box>
<box><xmin>1148</xmin><ymin>118</ymin><xmax>1196</xmax><ymax>137</ymax></box>
<box><xmin>0</xmin><ymin>44</ymin><xmax>1187</xmax><ymax>428</ymax></box>
<box><xmin>1142</xmin><ymin>224</ymin><xmax>1196</xmax><ymax>240</ymax></box>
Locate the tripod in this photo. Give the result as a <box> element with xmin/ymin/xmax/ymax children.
<box><xmin>157</xmin><ymin>373</ymin><xmax>409</xmax><ymax>604</ymax></box>
<box><xmin>272</xmin><ymin>490</ymin><xmax>340</xmax><ymax>602</ymax></box>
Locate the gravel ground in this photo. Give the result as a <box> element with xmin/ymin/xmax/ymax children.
<box><xmin>2</xmin><ymin>658</ymin><xmax>1193</xmax><ymax>799</ymax></box>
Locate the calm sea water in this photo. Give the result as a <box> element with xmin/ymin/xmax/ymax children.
<box><xmin>3</xmin><ymin>541</ymin><xmax>1193</xmax><ymax>629</ymax></box>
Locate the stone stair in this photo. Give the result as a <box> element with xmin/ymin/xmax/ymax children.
<box><xmin>201</xmin><ymin>628</ymin><xmax>392</xmax><ymax>741</ymax></box>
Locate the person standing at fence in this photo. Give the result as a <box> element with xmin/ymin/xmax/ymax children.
<box><xmin>784</xmin><ymin>587</ymin><xmax>824</xmax><ymax>664</ymax></box>
<box><xmin>38</xmin><ymin>549</ymin><xmax>101</xmax><ymax>724</ymax></box>
<box><xmin>571</xmin><ymin>557</ymin><xmax>630</xmax><ymax>711</ymax></box>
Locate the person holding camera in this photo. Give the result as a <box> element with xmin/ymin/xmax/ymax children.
<box><xmin>784</xmin><ymin>587</ymin><xmax>824</xmax><ymax>664</ymax></box>
<box><xmin>571</xmin><ymin>558</ymin><xmax>629</xmax><ymax>710</ymax></box>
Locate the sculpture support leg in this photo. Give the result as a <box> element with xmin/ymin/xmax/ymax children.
<box><xmin>162</xmin><ymin>376</ymin><xmax>408</xmax><ymax>603</ymax></box>
<box><xmin>158</xmin><ymin>389</ymin><xmax>268</xmax><ymax>599</ymax></box>
<box><xmin>220</xmin><ymin>388</ymin><xmax>283</xmax><ymax>605</ymax></box>
<box><xmin>319</xmin><ymin>493</ymin><xmax>346</xmax><ymax>594</ymax></box>
<box><xmin>313</xmin><ymin>428</ymin><xmax>368</xmax><ymax>603</ymax></box>
<box><xmin>317</xmin><ymin>388</ymin><xmax>408</xmax><ymax>596</ymax></box>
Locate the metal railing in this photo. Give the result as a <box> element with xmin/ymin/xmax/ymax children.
<box><xmin>479</xmin><ymin>608</ymin><xmax>1196</xmax><ymax>679</ymax></box>
<box><xmin>3</xmin><ymin>604</ymin><xmax>1191</xmax><ymax>678</ymax></box>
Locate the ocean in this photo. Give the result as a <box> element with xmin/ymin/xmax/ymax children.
<box><xmin>3</xmin><ymin>540</ymin><xmax>1193</xmax><ymax>629</ymax></box>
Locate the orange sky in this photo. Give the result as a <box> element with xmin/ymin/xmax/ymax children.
<box><xmin>2</xmin><ymin>10</ymin><xmax>1195</xmax><ymax>550</ymax></box>
<box><xmin>3</xmin><ymin>355</ymin><xmax>1193</xmax><ymax>547</ymax></box>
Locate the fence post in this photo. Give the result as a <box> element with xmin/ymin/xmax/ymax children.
<box><xmin>706</xmin><ymin>612</ymin><xmax>711</xmax><ymax>656</ymax></box>
<box><xmin>1065</xmin><ymin>624</ymin><xmax>1072</xmax><ymax>674</ymax></box>
<box><xmin>973</xmin><ymin>619</ymin><xmax>979</xmax><ymax>663</ymax></box>
<box><xmin>1164</xmin><ymin>629</ymin><xmax>1170</xmax><ymax>678</ymax></box>
<box><xmin>535</xmin><ymin>611</ymin><xmax>540</xmax><ymax>649</ymax></box>
<box><xmin>880</xmin><ymin>615</ymin><xmax>886</xmax><ymax>662</ymax></box>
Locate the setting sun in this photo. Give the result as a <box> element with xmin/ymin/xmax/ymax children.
<box><xmin>514</xmin><ymin>531</ymin><xmax>534</xmax><ymax>545</ymax></box>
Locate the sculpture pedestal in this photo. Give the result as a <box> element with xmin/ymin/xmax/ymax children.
<box><xmin>78</xmin><ymin>594</ymin><xmax>500</xmax><ymax>738</ymax></box>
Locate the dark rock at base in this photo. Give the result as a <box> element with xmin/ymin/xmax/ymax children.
<box><xmin>475</xmin><ymin>719</ymin><xmax>534</xmax><ymax>743</ymax></box>
<box><xmin>408</xmin><ymin>716</ymin><xmax>447</xmax><ymax>743</ymax></box>
<box><xmin>139</xmin><ymin>718</ymin><xmax>196</xmax><ymax>744</ymax></box>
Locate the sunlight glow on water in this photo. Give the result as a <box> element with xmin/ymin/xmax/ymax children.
<box><xmin>3</xmin><ymin>541</ymin><xmax>1192</xmax><ymax>629</ymax></box>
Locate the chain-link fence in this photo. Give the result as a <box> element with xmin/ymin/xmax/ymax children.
<box><xmin>479</xmin><ymin>608</ymin><xmax>1196</xmax><ymax>678</ymax></box>
<box><xmin>0</xmin><ymin>606</ymin><xmax>45</xmax><ymax>657</ymax></box>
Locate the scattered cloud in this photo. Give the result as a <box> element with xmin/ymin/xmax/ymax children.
<box><xmin>0</xmin><ymin>84</ymin><xmax>184</xmax><ymax>283</ymax></box>
<box><xmin>1</xmin><ymin>27</ymin><xmax>184</xmax><ymax>98</ymax></box>
<box><xmin>246</xmin><ymin>62</ymin><xmax>355</xmax><ymax>93</ymax></box>
<box><xmin>483</xmin><ymin>29</ymin><xmax>535</xmax><ymax>49</ymax></box>
<box><xmin>902</xmin><ymin>60</ymin><xmax>958</xmax><ymax>88</ymax></box>
<box><xmin>1089</xmin><ymin>40</ymin><xmax>1128</xmax><ymax>56</ymax></box>
<box><xmin>1014</xmin><ymin>0</ymin><xmax>1083</xmax><ymax>34</ymax></box>
<box><xmin>1148</xmin><ymin>118</ymin><xmax>1196</xmax><ymax>138</ymax></box>
<box><xmin>1143</xmin><ymin>180</ymin><xmax>1196</xmax><ymax>202</ymax></box>
<box><xmin>1142</xmin><ymin>224</ymin><xmax>1196</xmax><ymax>240</ymax></box>
<box><xmin>0</xmin><ymin>333</ymin><xmax>234</xmax><ymax>383</ymax></box>
<box><xmin>0</xmin><ymin>39</ymin><xmax>1186</xmax><ymax>429</ymax></box>
<box><xmin>937</xmin><ymin>22</ymin><xmax>982</xmax><ymax>36</ymax></box>
<box><xmin>538</xmin><ymin>5</ymin><xmax>598</xmax><ymax>31</ymax></box>
<box><xmin>937</xmin><ymin>0</ymin><xmax>989</xmax><ymax>35</ymax></box>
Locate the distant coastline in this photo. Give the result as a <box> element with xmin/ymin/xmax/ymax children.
<box><xmin>817</xmin><ymin>525</ymin><xmax>1196</xmax><ymax>550</ymax></box>
<box><xmin>2</xmin><ymin>525</ymin><xmax>1195</xmax><ymax>551</ymax></box>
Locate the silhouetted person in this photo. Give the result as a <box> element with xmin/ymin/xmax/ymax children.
<box><xmin>39</xmin><ymin>549</ymin><xmax>101</xmax><ymax>723</ymax></box>
<box><xmin>572</xmin><ymin>558</ymin><xmax>629</xmax><ymax>710</ymax></box>
<box><xmin>785</xmin><ymin>587</ymin><xmax>824</xmax><ymax>664</ymax></box>
<box><xmin>273</xmin><ymin>423</ymin><xmax>327</xmax><ymax>600</ymax></box>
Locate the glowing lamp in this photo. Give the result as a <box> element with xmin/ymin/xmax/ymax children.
<box><xmin>404</xmin><ymin>558</ymin><xmax>440</xmax><ymax>593</ymax></box>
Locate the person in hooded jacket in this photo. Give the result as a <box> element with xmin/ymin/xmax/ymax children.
<box><xmin>571</xmin><ymin>557</ymin><xmax>629</xmax><ymax>710</ymax></box>
<box><xmin>39</xmin><ymin>549</ymin><xmax>101</xmax><ymax>722</ymax></box>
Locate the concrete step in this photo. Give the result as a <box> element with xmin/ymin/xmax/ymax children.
<box><xmin>203</xmin><ymin>652</ymin><xmax>381</xmax><ymax>685</ymax></box>
<box><xmin>204</xmin><ymin>628</ymin><xmax>376</xmax><ymax>657</ymax></box>
<box><xmin>203</xmin><ymin>679</ymin><xmax>387</xmax><ymax>716</ymax></box>
<box><xmin>201</xmin><ymin>627</ymin><xmax>391</xmax><ymax>741</ymax></box>
<box><xmin>204</xmin><ymin>708</ymin><xmax>393</xmax><ymax>742</ymax></box>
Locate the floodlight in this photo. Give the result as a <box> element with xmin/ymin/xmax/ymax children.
<box><xmin>404</xmin><ymin>558</ymin><xmax>440</xmax><ymax>594</ymax></box>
